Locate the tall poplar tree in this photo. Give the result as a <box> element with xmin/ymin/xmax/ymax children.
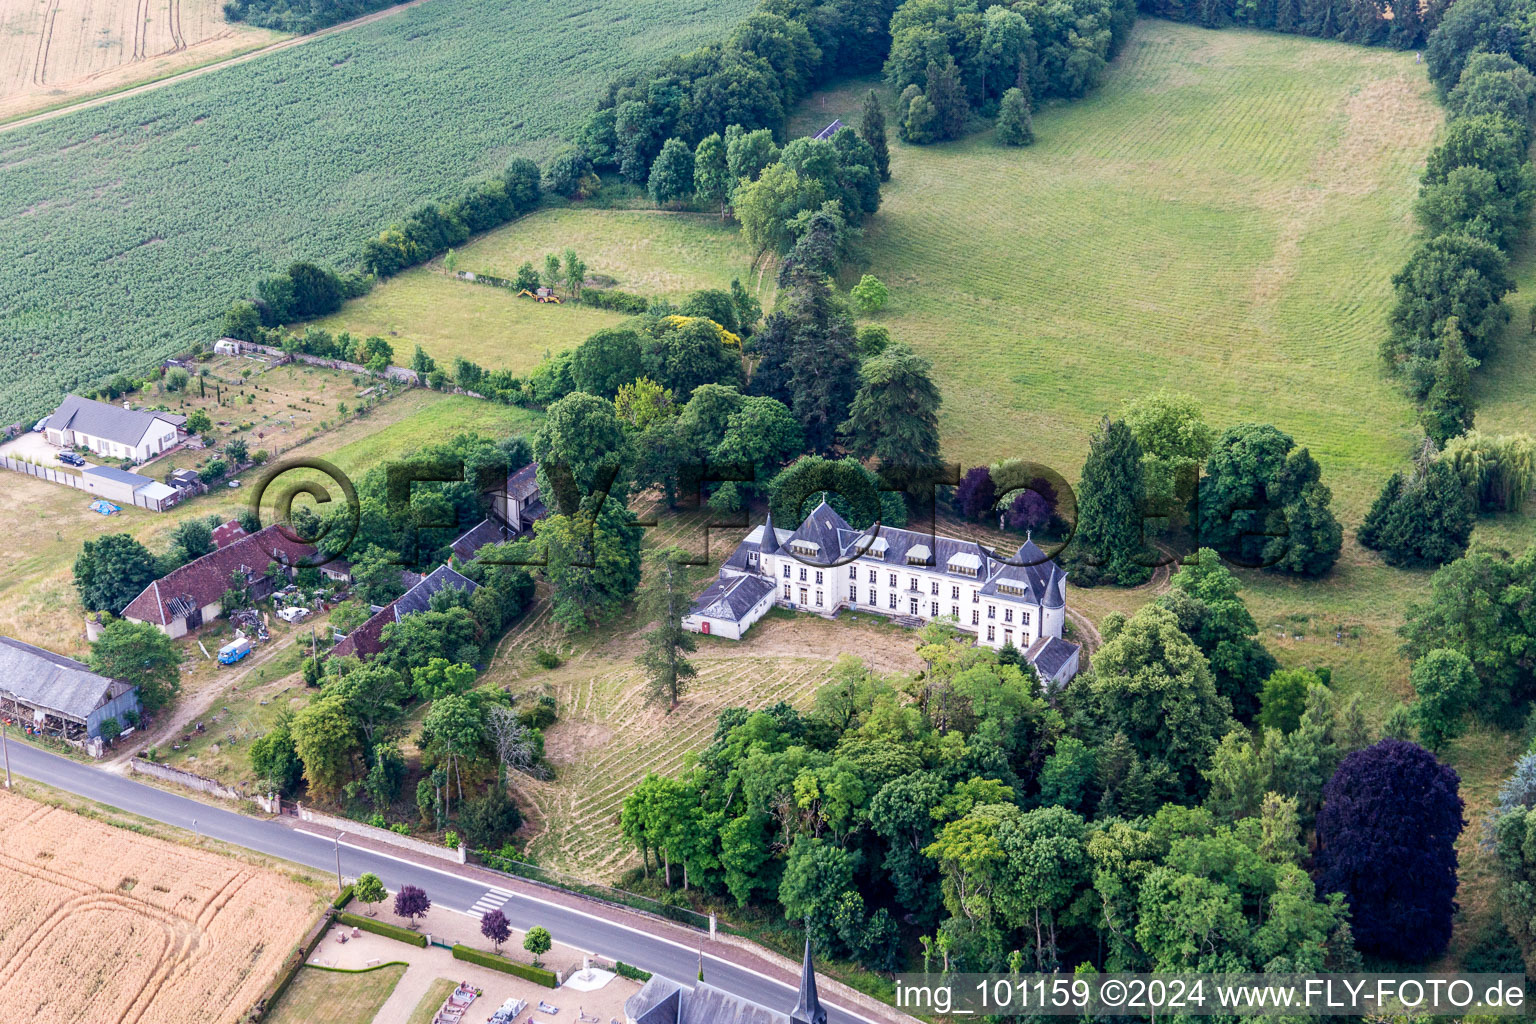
<box><xmin>1075</xmin><ymin>417</ymin><xmax>1151</xmax><ymax>585</ymax></box>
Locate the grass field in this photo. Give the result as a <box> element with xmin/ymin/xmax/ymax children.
<box><xmin>310</xmin><ymin>208</ymin><xmax>764</xmax><ymax>374</ymax></box>
<box><xmin>0</xmin><ymin>0</ymin><xmax>756</xmax><ymax>424</ymax></box>
<box><xmin>0</xmin><ymin>0</ymin><xmax>280</xmax><ymax>123</ymax></box>
<box><xmin>405</xmin><ymin>977</ymin><xmax>459</xmax><ymax>1024</ymax></box>
<box><xmin>801</xmin><ymin>23</ymin><xmax>1449</xmax><ymax>518</ymax></box>
<box><xmin>264</xmin><ymin>964</ymin><xmax>406</xmax><ymax>1024</ymax></box>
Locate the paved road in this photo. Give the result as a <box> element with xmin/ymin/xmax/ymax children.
<box><xmin>3</xmin><ymin>740</ymin><xmax>883</xmax><ymax>1024</ymax></box>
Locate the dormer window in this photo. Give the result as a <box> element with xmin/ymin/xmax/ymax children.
<box><xmin>790</xmin><ymin>541</ymin><xmax>819</xmax><ymax>558</ymax></box>
<box><xmin>998</xmin><ymin>582</ymin><xmax>1025</xmax><ymax>597</ymax></box>
<box><xmin>947</xmin><ymin>552</ymin><xmax>981</xmax><ymax>577</ymax></box>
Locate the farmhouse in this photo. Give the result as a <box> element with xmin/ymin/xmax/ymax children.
<box><xmin>121</xmin><ymin>525</ymin><xmax>319</xmax><ymax>637</ymax></box>
<box><xmin>0</xmin><ymin>636</ymin><xmax>139</xmax><ymax>741</ymax></box>
<box><xmin>626</xmin><ymin>941</ymin><xmax>826</xmax><ymax>1024</ymax></box>
<box><xmin>43</xmin><ymin>394</ymin><xmax>184</xmax><ymax>463</ymax></box>
<box><xmin>330</xmin><ymin>563</ymin><xmax>479</xmax><ymax>660</ymax></box>
<box><xmin>687</xmin><ymin>501</ymin><xmax>1081</xmax><ymax>687</ymax></box>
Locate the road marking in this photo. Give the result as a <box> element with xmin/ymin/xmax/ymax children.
<box><xmin>468</xmin><ymin>885</ymin><xmax>515</xmax><ymax>915</ymax></box>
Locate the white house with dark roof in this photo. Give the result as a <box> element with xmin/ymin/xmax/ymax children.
<box><xmin>43</xmin><ymin>395</ymin><xmax>183</xmax><ymax>463</ymax></box>
<box><xmin>686</xmin><ymin>499</ymin><xmax>1081</xmax><ymax>687</ymax></box>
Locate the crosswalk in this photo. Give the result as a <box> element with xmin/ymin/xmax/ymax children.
<box><xmin>468</xmin><ymin>885</ymin><xmax>516</xmax><ymax>917</ymax></box>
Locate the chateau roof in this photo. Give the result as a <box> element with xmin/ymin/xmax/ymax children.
<box><xmin>690</xmin><ymin>574</ymin><xmax>776</xmax><ymax>623</ymax></box>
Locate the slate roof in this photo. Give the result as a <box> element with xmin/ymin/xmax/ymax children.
<box><xmin>782</xmin><ymin>500</ymin><xmax>852</xmax><ymax>565</ymax></box>
<box><xmin>449</xmin><ymin>518</ymin><xmax>516</xmax><ymax>561</ymax></box>
<box><xmin>1027</xmin><ymin>636</ymin><xmax>1080</xmax><ymax>679</ymax></box>
<box><xmin>811</xmin><ymin>119</ymin><xmax>844</xmax><ymax>141</ymax></box>
<box><xmin>330</xmin><ymin>564</ymin><xmax>478</xmax><ymax>661</ymax></box>
<box><xmin>507</xmin><ymin>462</ymin><xmax>539</xmax><ymax>501</ymax></box>
<box><xmin>625</xmin><ymin>977</ymin><xmax>790</xmax><ymax>1024</ymax></box>
<box><xmin>0</xmin><ymin>636</ymin><xmax>134</xmax><ymax>721</ymax></box>
<box><xmin>83</xmin><ymin>465</ymin><xmax>155</xmax><ymax>489</ymax></box>
<box><xmin>47</xmin><ymin>395</ymin><xmax>180</xmax><ymax>447</ymax></box>
<box><xmin>393</xmin><ymin>564</ymin><xmax>478</xmax><ymax>617</ymax></box>
<box><xmin>122</xmin><ymin>525</ymin><xmax>317</xmax><ymax>627</ymax></box>
<box><xmin>689</xmin><ymin>574</ymin><xmax>776</xmax><ymax>623</ymax></box>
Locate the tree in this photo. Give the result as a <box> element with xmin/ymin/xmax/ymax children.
<box><xmin>649</xmin><ymin>138</ymin><xmax>695</xmax><ymax>206</ymax></box>
<box><xmin>925</xmin><ymin>58</ymin><xmax>968</xmax><ymax>140</ymax></box>
<box><xmin>1358</xmin><ymin>458</ymin><xmax>1475</xmax><ymax>569</ymax></box>
<box><xmin>839</xmin><ymin>342</ymin><xmax>941</xmax><ymax>469</ymax></box>
<box><xmin>74</xmin><ymin>533</ymin><xmax>158</xmax><ymax>613</ymax></box>
<box><xmin>481</xmin><ymin>908</ymin><xmax>511</xmax><ymax>953</ymax></box>
<box><xmin>394</xmin><ymin>884</ymin><xmax>432</xmax><ymax>929</ymax></box>
<box><xmin>487</xmin><ymin>705</ymin><xmax>542</xmax><ymax>779</ymax></box>
<box><xmin>1421</xmin><ymin>320</ymin><xmax>1476</xmax><ymax>445</ymax></box>
<box><xmin>571</xmin><ymin>328</ymin><xmax>645</xmax><ymax>399</ymax></box>
<box><xmin>779</xmin><ymin>836</ymin><xmax>855</xmax><ymax>949</ymax></box>
<box><xmin>354</xmin><ymin>872</ymin><xmax>387</xmax><ymax>916</ymax></box>
<box><xmin>711</xmin><ymin>395</ymin><xmax>804</xmax><ymax>499</ymax></box>
<box><xmin>776</xmin><ymin>271</ymin><xmax>861</xmax><ymax>454</ymax></box>
<box><xmin>89</xmin><ymin>620</ymin><xmax>182</xmax><ymax>714</ymax></box>
<box><xmin>858</xmin><ymin>89</ymin><xmax>890</xmax><ymax>181</ymax></box>
<box><xmin>1315</xmin><ymin>739</ymin><xmax>1463</xmax><ymax>962</ymax></box>
<box><xmin>459</xmin><ymin>787</ymin><xmax>524</xmax><ymax>848</ymax></box>
<box><xmin>1085</xmin><ymin>604</ymin><xmax>1234</xmax><ymax>799</ymax></box>
<box><xmin>1123</xmin><ymin>391</ymin><xmax>1214</xmax><ymax>515</ymax></box>
<box><xmin>1074</xmin><ymin>417</ymin><xmax>1151</xmax><ymax>585</ymax></box>
<box><xmin>250</xmin><ymin>714</ymin><xmax>303</xmax><ymax>793</ymax></box>
<box><xmin>1257</xmin><ymin>668</ymin><xmax>1317</xmax><ymax>734</ymax></box>
<box><xmin>168</xmin><ymin>518</ymin><xmax>214</xmax><ymax>564</ymax></box>
<box><xmin>1385</xmin><ymin>233</ymin><xmax>1513</xmax><ymax>394</ymax></box>
<box><xmin>954</xmin><ymin>466</ymin><xmax>996</xmax><ymax>521</ymax></box>
<box><xmin>290</xmin><ymin>692</ymin><xmax>360</xmax><ymax>801</ymax></box>
<box><xmin>186</xmin><ymin>409</ymin><xmax>213</xmax><ymax>436</ymax></box>
<box><xmin>535</xmin><ymin>500</ymin><xmax>644</xmax><ymax>631</ymax></box>
<box><xmin>996</xmin><ymin>87</ymin><xmax>1035</xmax><ymax>145</ymax></box>
<box><xmin>1410</xmin><ymin>648</ymin><xmax>1479</xmax><ymax>750</ymax></box>
<box><xmin>849</xmin><ymin>274</ymin><xmax>888</xmax><ymax>313</ymax></box>
<box><xmin>636</xmin><ymin>549</ymin><xmax>697</xmax><ymax>710</ymax></box>
<box><xmin>734</xmin><ymin>163</ymin><xmax>823</xmax><ymax>262</ymax></box>
<box><xmin>532</xmin><ymin>391</ymin><xmax>633</xmax><ymax>515</ymax></box>
<box><xmin>694</xmin><ymin>133</ymin><xmax>732</xmax><ymax>219</ymax></box>
<box><xmin>523</xmin><ymin>925</ymin><xmax>552</xmax><ymax>966</ymax></box>
<box><xmin>1155</xmin><ymin>548</ymin><xmax>1275</xmax><ymax>722</ymax></box>
<box><xmin>562</xmin><ymin>248</ymin><xmax>587</xmax><ymax>299</ymax></box>
<box><xmin>542</xmin><ymin>146</ymin><xmax>593</xmax><ymax>198</ymax></box>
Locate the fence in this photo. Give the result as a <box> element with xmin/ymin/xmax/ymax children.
<box><xmin>0</xmin><ymin>454</ymin><xmax>180</xmax><ymax>511</ymax></box>
<box><xmin>235</xmin><ymin>341</ymin><xmax>420</xmax><ymax>385</ymax></box>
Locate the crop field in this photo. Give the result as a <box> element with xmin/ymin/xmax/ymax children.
<box><xmin>806</xmin><ymin>22</ymin><xmax>1448</xmax><ymax>518</ymax></box>
<box><xmin>0</xmin><ymin>789</ymin><xmax>323</xmax><ymax>1024</ymax></box>
<box><xmin>310</xmin><ymin>208</ymin><xmax>763</xmax><ymax>374</ymax></box>
<box><xmin>0</xmin><ymin>0</ymin><xmax>756</xmax><ymax>424</ymax></box>
<box><xmin>0</xmin><ymin>0</ymin><xmax>279</xmax><ymax>123</ymax></box>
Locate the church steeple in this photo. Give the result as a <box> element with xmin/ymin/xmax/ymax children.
<box><xmin>788</xmin><ymin>939</ymin><xmax>826</xmax><ymax>1024</ymax></box>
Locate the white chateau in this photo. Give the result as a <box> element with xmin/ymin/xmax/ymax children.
<box><xmin>685</xmin><ymin>499</ymin><xmax>1081</xmax><ymax>687</ymax></box>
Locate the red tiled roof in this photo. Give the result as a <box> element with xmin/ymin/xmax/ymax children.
<box><xmin>211</xmin><ymin>520</ymin><xmax>248</xmax><ymax>549</ymax></box>
<box><xmin>122</xmin><ymin>525</ymin><xmax>317</xmax><ymax>626</ymax></box>
<box><xmin>329</xmin><ymin>601</ymin><xmax>395</xmax><ymax>660</ymax></box>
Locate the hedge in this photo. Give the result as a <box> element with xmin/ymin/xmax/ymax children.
<box><xmin>451</xmin><ymin>944</ymin><xmax>558</xmax><ymax>987</ymax></box>
<box><xmin>579</xmin><ymin>288</ymin><xmax>650</xmax><ymax>314</ymax></box>
<box><xmin>614</xmin><ymin>961</ymin><xmax>652</xmax><ymax>982</ymax></box>
<box><xmin>335</xmin><ymin>912</ymin><xmax>428</xmax><ymax>948</ymax></box>
<box><xmin>302</xmin><ymin>961</ymin><xmax>410</xmax><ymax>974</ymax></box>
<box><xmin>331</xmin><ymin>884</ymin><xmax>354</xmax><ymax>910</ymax></box>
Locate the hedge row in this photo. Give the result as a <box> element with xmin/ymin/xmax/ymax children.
<box><xmin>331</xmin><ymin>885</ymin><xmax>354</xmax><ymax>910</ymax></box>
<box><xmin>303</xmin><ymin>961</ymin><xmax>409</xmax><ymax>974</ymax></box>
<box><xmin>450</xmin><ymin>944</ymin><xmax>558</xmax><ymax>987</ymax></box>
<box><xmin>335</xmin><ymin>912</ymin><xmax>428</xmax><ymax>948</ymax></box>
<box><xmin>614</xmin><ymin>961</ymin><xmax>653</xmax><ymax>982</ymax></box>
<box><xmin>578</xmin><ymin>288</ymin><xmax>650</xmax><ymax>314</ymax></box>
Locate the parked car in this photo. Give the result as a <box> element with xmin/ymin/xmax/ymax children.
<box><xmin>32</xmin><ymin>417</ymin><xmax>47</xmax><ymax>432</ymax></box>
<box><xmin>57</xmin><ymin>452</ymin><xmax>85</xmax><ymax>467</ymax></box>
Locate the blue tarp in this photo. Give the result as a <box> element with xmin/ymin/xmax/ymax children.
<box><xmin>88</xmin><ymin>500</ymin><xmax>121</xmax><ymax>515</ymax></box>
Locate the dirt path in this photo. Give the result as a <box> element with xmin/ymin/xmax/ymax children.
<box><xmin>0</xmin><ymin>0</ymin><xmax>433</xmax><ymax>134</ymax></box>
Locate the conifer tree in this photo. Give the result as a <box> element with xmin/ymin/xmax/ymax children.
<box><xmin>636</xmin><ymin>548</ymin><xmax>697</xmax><ymax>710</ymax></box>
<box><xmin>1075</xmin><ymin>417</ymin><xmax>1151</xmax><ymax>585</ymax></box>
<box><xmin>858</xmin><ymin>90</ymin><xmax>891</xmax><ymax>181</ymax></box>
<box><xmin>840</xmin><ymin>342</ymin><xmax>942</xmax><ymax>469</ymax></box>
<box><xmin>1422</xmin><ymin>319</ymin><xmax>1476</xmax><ymax>445</ymax></box>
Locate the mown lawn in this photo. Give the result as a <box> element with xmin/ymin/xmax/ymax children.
<box><xmin>264</xmin><ymin>964</ymin><xmax>405</xmax><ymax>1024</ymax></box>
<box><xmin>310</xmin><ymin>207</ymin><xmax>765</xmax><ymax>374</ymax></box>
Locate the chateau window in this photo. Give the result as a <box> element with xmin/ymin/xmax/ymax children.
<box><xmin>987</xmin><ymin>625</ymin><xmax>996</xmax><ymax>642</ymax></box>
<box><xmin>783</xmin><ymin>585</ymin><xmax>791</xmax><ymax>600</ymax></box>
<box><xmin>849</xmin><ymin>565</ymin><xmax>857</xmax><ymax>579</ymax></box>
<box><xmin>888</xmin><ymin>593</ymin><xmax>897</xmax><ymax>610</ymax></box>
<box><xmin>988</xmin><ymin>605</ymin><xmax>996</xmax><ymax>619</ymax></box>
<box><xmin>868</xmin><ymin>569</ymin><xmax>877</xmax><ymax>584</ymax></box>
<box><xmin>815</xmin><ymin>571</ymin><xmax>823</xmax><ymax>585</ymax></box>
<box><xmin>816</xmin><ymin>590</ymin><xmax>823</xmax><ymax>606</ymax></box>
<box><xmin>850</xmin><ymin>586</ymin><xmax>858</xmax><ymax>604</ymax></box>
<box><xmin>1004</xmin><ymin>629</ymin><xmax>1013</xmax><ymax>646</ymax></box>
<box><xmin>800</xmin><ymin>567</ymin><xmax>808</xmax><ymax>582</ymax></box>
<box><xmin>888</xmin><ymin>573</ymin><xmax>897</xmax><ymax>588</ymax></box>
<box><xmin>1004</xmin><ymin>608</ymin><xmax>1014</xmax><ymax>624</ymax></box>
<box><xmin>1023</xmin><ymin>611</ymin><xmax>1031</xmax><ymax>626</ymax></box>
<box><xmin>951</xmin><ymin>605</ymin><xmax>959</xmax><ymax>618</ymax></box>
<box><xmin>783</xmin><ymin>565</ymin><xmax>790</xmax><ymax>578</ymax></box>
<box><xmin>951</xmin><ymin>585</ymin><xmax>960</xmax><ymax>600</ymax></box>
<box><xmin>909</xmin><ymin>598</ymin><xmax>919</xmax><ymax>615</ymax></box>
<box><xmin>930</xmin><ymin>602</ymin><xmax>939</xmax><ymax>617</ymax></box>
<box><xmin>930</xmin><ymin>581</ymin><xmax>939</xmax><ymax>595</ymax></box>
<box><xmin>908</xmin><ymin>576</ymin><xmax>918</xmax><ymax>591</ymax></box>
<box><xmin>972</xmin><ymin>609</ymin><xmax>980</xmax><ymax>626</ymax></box>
